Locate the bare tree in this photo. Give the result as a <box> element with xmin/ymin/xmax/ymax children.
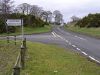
<box><xmin>40</xmin><ymin>11</ymin><xmax>52</xmax><ymax>22</ymax></box>
<box><xmin>53</xmin><ymin>10</ymin><xmax>63</xmax><ymax>25</ymax></box>
<box><xmin>40</xmin><ymin>11</ymin><xmax>48</xmax><ymax>22</ymax></box>
<box><xmin>13</xmin><ymin>8</ymin><xmax>19</xmax><ymax>14</ymax></box>
<box><xmin>46</xmin><ymin>11</ymin><xmax>52</xmax><ymax>23</ymax></box>
<box><xmin>17</xmin><ymin>3</ymin><xmax>31</xmax><ymax>14</ymax></box>
<box><xmin>30</xmin><ymin>5</ymin><xmax>42</xmax><ymax>17</ymax></box>
<box><xmin>1</xmin><ymin>0</ymin><xmax>13</xmax><ymax>14</ymax></box>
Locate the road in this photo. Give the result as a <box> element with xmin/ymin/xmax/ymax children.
<box><xmin>53</xmin><ymin>26</ymin><xmax>100</xmax><ymax>63</ymax></box>
<box><xmin>1</xmin><ymin>25</ymin><xmax>100</xmax><ymax>64</ymax></box>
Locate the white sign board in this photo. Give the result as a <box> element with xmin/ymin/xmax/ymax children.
<box><xmin>6</xmin><ymin>19</ymin><xmax>22</xmax><ymax>26</ymax></box>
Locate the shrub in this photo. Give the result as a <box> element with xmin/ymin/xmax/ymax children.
<box><xmin>76</xmin><ymin>13</ymin><xmax>100</xmax><ymax>28</ymax></box>
<box><xmin>0</xmin><ymin>14</ymin><xmax>46</xmax><ymax>33</ymax></box>
<box><xmin>0</xmin><ymin>18</ymin><xmax>6</xmax><ymax>33</ymax></box>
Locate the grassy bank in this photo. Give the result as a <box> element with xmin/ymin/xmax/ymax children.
<box><xmin>0</xmin><ymin>25</ymin><xmax>51</xmax><ymax>36</ymax></box>
<box><xmin>0</xmin><ymin>40</ymin><xmax>20</xmax><ymax>75</ymax></box>
<box><xmin>21</xmin><ymin>42</ymin><xmax>100</xmax><ymax>75</ymax></box>
<box><xmin>65</xmin><ymin>24</ymin><xmax>100</xmax><ymax>38</ymax></box>
<box><xmin>24</xmin><ymin>25</ymin><xmax>51</xmax><ymax>34</ymax></box>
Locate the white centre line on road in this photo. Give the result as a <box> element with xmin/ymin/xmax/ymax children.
<box><xmin>65</xmin><ymin>40</ymin><xmax>69</xmax><ymax>43</ymax></box>
<box><xmin>72</xmin><ymin>45</ymin><xmax>76</xmax><ymax>48</ymax></box>
<box><xmin>76</xmin><ymin>48</ymin><xmax>81</xmax><ymax>51</ymax></box>
<box><xmin>75</xmin><ymin>35</ymin><xmax>86</xmax><ymax>40</ymax></box>
<box><xmin>75</xmin><ymin>36</ymin><xmax>78</xmax><ymax>38</ymax></box>
<box><xmin>68</xmin><ymin>42</ymin><xmax>71</xmax><ymax>45</ymax></box>
<box><xmin>52</xmin><ymin>32</ymin><xmax>72</xmax><ymax>45</ymax></box>
<box><xmin>52</xmin><ymin>32</ymin><xmax>83</xmax><ymax>52</ymax></box>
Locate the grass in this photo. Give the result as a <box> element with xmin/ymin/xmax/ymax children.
<box><xmin>21</xmin><ymin>42</ymin><xmax>100</xmax><ymax>75</ymax></box>
<box><xmin>0</xmin><ymin>25</ymin><xmax>51</xmax><ymax>36</ymax></box>
<box><xmin>24</xmin><ymin>25</ymin><xmax>51</xmax><ymax>34</ymax></box>
<box><xmin>65</xmin><ymin>23</ymin><xmax>100</xmax><ymax>38</ymax></box>
<box><xmin>0</xmin><ymin>40</ymin><xmax>21</xmax><ymax>75</ymax></box>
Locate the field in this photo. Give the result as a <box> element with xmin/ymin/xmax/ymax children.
<box><xmin>0</xmin><ymin>40</ymin><xmax>21</xmax><ymax>75</ymax></box>
<box><xmin>21</xmin><ymin>42</ymin><xmax>100</xmax><ymax>75</ymax></box>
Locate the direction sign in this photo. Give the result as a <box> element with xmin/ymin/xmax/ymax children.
<box><xmin>6</xmin><ymin>19</ymin><xmax>22</xmax><ymax>26</ymax></box>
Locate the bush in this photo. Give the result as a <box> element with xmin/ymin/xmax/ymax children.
<box><xmin>0</xmin><ymin>14</ymin><xmax>46</xmax><ymax>33</ymax></box>
<box><xmin>76</xmin><ymin>13</ymin><xmax>100</xmax><ymax>28</ymax></box>
<box><xmin>8</xmin><ymin>27</ymin><xmax>16</xmax><ymax>33</ymax></box>
<box><xmin>0</xmin><ymin>18</ymin><xmax>6</xmax><ymax>33</ymax></box>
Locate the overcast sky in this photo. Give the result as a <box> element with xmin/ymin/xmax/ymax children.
<box><xmin>14</xmin><ymin>0</ymin><xmax>100</xmax><ymax>22</ymax></box>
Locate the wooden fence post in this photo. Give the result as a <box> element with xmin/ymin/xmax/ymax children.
<box><xmin>14</xmin><ymin>35</ymin><xmax>16</xmax><ymax>45</ymax></box>
<box><xmin>13</xmin><ymin>66</ymin><xmax>20</xmax><ymax>75</ymax></box>
<box><xmin>7</xmin><ymin>36</ymin><xmax>9</xmax><ymax>43</ymax></box>
<box><xmin>20</xmin><ymin>45</ymin><xmax>25</xmax><ymax>69</ymax></box>
<box><xmin>23</xmin><ymin>38</ymin><xmax>26</xmax><ymax>49</ymax></box>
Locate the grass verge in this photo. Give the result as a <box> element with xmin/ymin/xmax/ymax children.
<box><xmin>0</xmin><ymin>25</ymin><xmax>51</xmax><ymax>36</ymax></box>
<box><xmin>65</xmin><ymin>24</ymin><xmax>100</xmax><ymax>38</ymax></box>
<box><xmin>21</xmin><ymin>42</ymin><xmax>100</xmax><ymax>75</ymax></box>
<box><xmin>0</xmin><ymin>40</ymin><xmax>20</xmax><ymax>75</ymax></box>
<box><xmin>24</xmin><ymin>25</ymin><xmax>51</xmax><ymax>34</ymax></box>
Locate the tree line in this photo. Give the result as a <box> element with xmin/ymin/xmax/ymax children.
<box><xmin>75</xmin><ymin>13</ymin><xmax>100</xmax><ymax>28</ymax></box>
<box><xmin>0</xmin><ymin>0</ymin><xmax>63</xmax><ymax>33</ymax></box>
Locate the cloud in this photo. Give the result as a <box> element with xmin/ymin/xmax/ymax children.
<box><xmin>14</xmin><ymin>0</ymin><xmax>100</xmax><ymax>22</ymax></box>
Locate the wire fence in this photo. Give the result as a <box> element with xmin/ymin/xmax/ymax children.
<box><xmin>0</xmin><ymin>36</ymin><xmax>27</xmax><ymax>75</ymax></box>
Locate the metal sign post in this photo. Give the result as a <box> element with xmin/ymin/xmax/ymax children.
<box><xmin>21</xmin><ymin>19</ymin><xmax>24</xmax><ymax>47</ymax></box>
<box><xmin>21</xmin><ymin>19</ymin><xmax>24</xmax><ymax>41</ymax></box>
<box><xmin>5</xmin><ymin>20</ymin><xmax>9</xmax><ymax>43</ymax></box>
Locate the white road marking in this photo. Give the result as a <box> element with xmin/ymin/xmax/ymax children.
<box><xmin>52</xmin><ymin>32</ymin><xmax>66</xmax><ymax>41</ymax></box>
<box><xmin>89</xmin><ymin>56</ymin><xmax>95</xmax><ymax>60</ymax></box>
<box><xmin>54</xmin><ymin>32</ymin><xmax>64</xmax><ymax>40</ymax></box>
<box><xmin>59</xmin><ymin>36</ymin><xmax>65</xmax><ymax>40</ymax></box>
<box><xmin>89</xmin><ymin>56</ymin><xmax>100</xmax><ymax>63</ymax></box>
<box><xmin>72</xmin><ymin>45</ymin><xmax>76</xmax><ymax>48</ymax></box>
<box><xmin>68</xmin><ymin>42</ymin><xmax>72</xmax><ymax>45</ymax></box>
<box><xmin>52</xmin><ymin>32</ymin><xmax>57</xmax><ymax>37</ymax></box>
<box><xmin>52</xmin><ymin>32</ymin><xmax>73</xmax><ymax>46</ymax></box>
<box><xmin>75</xmin><ymin>35</ymin><xmax>86</xmax><ymax>40</ymax></box>
<box><xmin>76</xmin><ymin>48</ymin><xmax>81</xmax><ymax>51</ymax></box>
<box><xmin>81</xmin><ymin>51</ymin><xmax>88</xmax><ymax>56</ymax></box>
<box><xmin>79</xmin><ymin>37</ymin><xmax>86</xmax><ymax>40</ymax></box>
<box><xmin>57</xmin><ymin>27</ymin><xmax>71</xmax><ymax>35</ymax></box>
<box><xmin>65</xmin><ymin>40</ymin><xmax>69</xmax><ymax>43</ymax></box>
<box><xmin>75</xmin><ymin>36</ymin><xmax>78</xmax><ymax>38</ymax></box>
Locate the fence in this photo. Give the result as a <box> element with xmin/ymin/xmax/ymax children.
<box><xmin>12</xmin><ymin>38</ymin><xmax>27</xmax><ymax>75</ymax></box>
<box><xmin>0</xmin><ymin>36</ymin><xmax>27</xmax><ymax>75</ymax></box>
